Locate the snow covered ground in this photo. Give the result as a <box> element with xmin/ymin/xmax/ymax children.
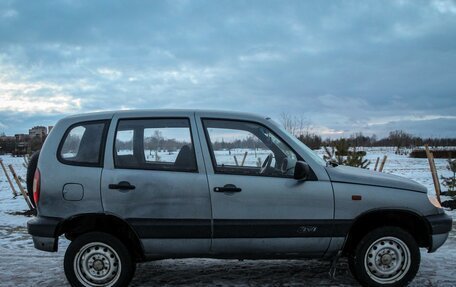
<box><xmin>0</xmin><ymin>148</ymin><xmax>455</xmax><ymax>286</ymax></box>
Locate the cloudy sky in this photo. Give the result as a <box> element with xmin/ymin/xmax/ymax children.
<box><xmin>0</xmin><ymin>0</ymin><xmax>455</xmax><ymax>138</ymax></box>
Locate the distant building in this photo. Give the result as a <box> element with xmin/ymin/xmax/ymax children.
<box><xmin>0</xmin><ymin>135</ymin><xmax>15</xmax><ymax>142</ymax></box>
<box><xmin>29</xmin><ymin>126</ymin><xmax>47</xmax><ymax>139</ymax></box>
<box><xmin>0</xmin><ymin>136</ymin><xmax>15</xmax><ymax>155</ymax></box>
<box><xmin>14</xmin><ymin>133</ymin><xmax>30</xmax><ymax>155</ymax></box>
<box><xmin>0</xmin><ymin>125</ymin><xmax>53</xmax><ymax>155</ymax></box>
<box><xmin>15</xmin><ymin>133</ymin><xmax>29</xmax><ymax>142</ymax></box>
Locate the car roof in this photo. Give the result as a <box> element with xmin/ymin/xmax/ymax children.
<box><xmin>62</xmin><ymin>109</ymin><xmax>269</xmax><ymax>122</ymax></box>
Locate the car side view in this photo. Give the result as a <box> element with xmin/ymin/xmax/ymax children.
<box><xmin>27</xmin><ymin>110</ymin><xmax>452</xmax><ymax>287</ymax></box>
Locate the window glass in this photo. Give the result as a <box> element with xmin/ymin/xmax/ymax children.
<box><xmin>203</xmin><ymin>119</ymin><xmax>298</xmax><ymax>177</ymax></box>
<box><xmin>60</xmin><ymin>122</ymin><xmax>106</xmax><ymax>165</ymax></box>
<box><xmin>116</xmin><ymin>130</ymin><xmax>134</xmax><ymax>155</ymax></box>
<box><xmin>144</xmin><ymin>128</ymin><xmax>192</xmax><ymax>164</ymax></box>
<box><xmin>207</xmin><ymin>128</ymin><xmax>274</xmax><ymax>167</ymax></box>
<box><xmin>114</xmin><ymin>118</ymin><xmax>197</xmax><ymax>172</ymax></box>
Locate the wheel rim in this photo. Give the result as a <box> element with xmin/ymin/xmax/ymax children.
<box><xmin>74</xmin><ymin>242</ymin><xmax>121</xmax><ymax>287</ymax></box>
<box><xmin>364</xmin><ymin>236</ymin><xmax>411</xmax><ymax>284</ymax></box>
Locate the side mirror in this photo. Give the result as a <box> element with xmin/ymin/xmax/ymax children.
<box><xmin>294</xmin><ymin>161</ymin><xmax>310</xmax><ymax>181</ymax></box>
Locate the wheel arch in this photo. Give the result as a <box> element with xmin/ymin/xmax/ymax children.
<box><xmin>57</xmin><ymin>213</ymin><xmax>145</xmax><ymax>262</ymax></box>
<box><xmin>342</xmin><ymin>208</ymin><xmax>432</xmax><ymax>255</ymax></box>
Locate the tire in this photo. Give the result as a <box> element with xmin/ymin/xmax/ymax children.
<box><xmin>26</xmin><ymin>151</ymin><xmax>40</xmax><ymax>207</ymax></box>
<box><xmin>348</xmin><ymin>227</ymin><xmax>420</xmax><ymax>287</ymax></box>
<box><xmin>64</xmin><ymin>232</ymin><xmax>136</xmax><ymax>287</ymax></box>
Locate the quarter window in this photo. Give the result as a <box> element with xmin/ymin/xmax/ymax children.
<box><xmin>59</xmin><ymin>121</ymin><xmax>108</xmax><ymax>166</ymax></box>
<box><xmin>114</xmin><ymin>118</ymin><xmax>197</xmax><ymax>172</ymax></box>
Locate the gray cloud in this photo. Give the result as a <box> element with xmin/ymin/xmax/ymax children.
<box><xmin>0</xmin><ymin>0</ymin><xmax>455</xmax><ymax>138</ymax></box>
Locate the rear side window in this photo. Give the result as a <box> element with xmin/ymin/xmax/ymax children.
<box><xmin>114</xmin><ymin>118</ymin><xmax>197</xmax><ymax>172</ymax></box>
<box><xmin>59</xmin><ymin>121</ymin><xmax>108</xmax><ymax>166</ymax></box>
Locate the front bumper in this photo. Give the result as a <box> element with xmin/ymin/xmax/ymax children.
<box><xmin>27</xmin><ymin>216</ymin><xmax>62</xmax><ymax>252</ymax></box>
<box><xmin>425</xmin><ymin>213</ymin><xmax>453</xmax><ymax>253</ymax></box>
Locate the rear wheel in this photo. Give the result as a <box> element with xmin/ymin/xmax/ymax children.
<box><xmin>64</xmin><ymin>232</ymin><xmax>135</xmax><ymax>287</ymax></box>
<box><xmin>348</xmin><ymin>227</ymin><xmax>420</xmax><ymax>287</ymax></box>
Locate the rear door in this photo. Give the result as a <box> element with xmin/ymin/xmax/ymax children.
<box><xmin>196</xmin><ymin>113</ymin><xmax>335</xmax><ymax>257</ymax></box>
<box><xmin>101</xmin><ymin>111</ymin><xmax>211</xmax><ymax>257</ymax></box>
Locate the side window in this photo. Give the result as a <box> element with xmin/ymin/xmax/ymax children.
<box><xmin>114</xmin><ymin>118</ymin><xmax>197</xmax><ymax>172</ymax></box>
<box><xmin>59</xmin><ymin>121</ymin><xmax>108</xmax><ymax>166</ymax></box>
<box><xmin>203</xmin><ymin>119</ymin><xmax>298</xmax><ymax>177</ymax></box>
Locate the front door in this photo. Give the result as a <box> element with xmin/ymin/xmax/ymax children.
<box><xmin>196</xmin><ymin>115</ymin><xmax>334</xmax><ymax>257</ymax></box>
<box><xmin>101</xmin><ymin>113</ymin><xmax>211</xmax><ymax>257</ymax></box>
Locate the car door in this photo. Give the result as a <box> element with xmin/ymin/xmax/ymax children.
<box><xmin>101</xmin><ymin>111</ymin><xmax>212</xmax><ymax>257</ymax></box>
<box><xmin>196</xmin><ymin>113</ymin><xmax>335</xmax><ymax>257</ymax></box>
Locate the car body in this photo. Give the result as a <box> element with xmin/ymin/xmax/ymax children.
<box><xmin>27</xmin><ymin>109</ymin><xmax>452</xmax><ymax>286</ymax></box>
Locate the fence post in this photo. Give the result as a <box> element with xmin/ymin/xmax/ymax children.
<box><xmin>0</xmin><ymin>159</ymin><xmax>18</xmax><ymax>197</ymax></box>
<box><xmin>233</xmin><ymin>155</ymin><xmax>239</xmax><ymax>166</ymax></box>
<box><xmin>8</xmin><ymin>164</ymin><xmax>34</xmax><ymax>211</ymax></box>
<box><xmin>425</xmin><ymin>145</ymin><xmax>441</xmax><ymax>203</ymax></box>
<box><xmin>378</xmin><ymin>155</ymin><xmax>387</xmax><ymax>172</ymax></box>
<box><xmin>23</xmin><ymin>155</ymin><xmax>29</xmax><ymax>167</ymax></box>
<box><xmin>373</xmin><ymin>157</ymin><xmax>380</xmax><ymax>171</ymax></box>
<box><xmin>240</xmin><ymin>151</ymin><xmax>248</xmax><ymax>167</ymax></box>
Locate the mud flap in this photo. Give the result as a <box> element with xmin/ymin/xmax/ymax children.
<box><xmin>328</xmin><ymin>250</ymin><xmax>342</xmax><ymax>279</ymax></box>
<box><xmin>32</xmin><ymin>236</ymin><xmax>58</xmax><ymax>252</ymax></box>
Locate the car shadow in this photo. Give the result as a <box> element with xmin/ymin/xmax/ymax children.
<box><xmin>130</xmin><ymin>258</ymin><xmax>359</xmax><ymax>286</ymax></box>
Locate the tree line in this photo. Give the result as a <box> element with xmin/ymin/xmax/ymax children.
<box><xmin>280</xmin><ymin>114</ymin><xmax>456</xmax><ymax>150</ymax></box>
<box><xmin>300</xmin><ymin>130</ymin><xmax>456</xmax><ymax>150</ymax></box>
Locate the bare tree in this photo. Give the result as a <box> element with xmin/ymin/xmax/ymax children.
<box><xmin>388</xmin><ymin>130</ymin><xmax>413</xmax><ymax>154</ymax></box>
<box><xmin>279</xmin><ymin>113</ymin><xmax>310</xmax><ymax>137</ymax></box>
<box><xmin>280</xmin><ymin>113</ymin><xmax>322</xmax><ymax>149</ymax></box>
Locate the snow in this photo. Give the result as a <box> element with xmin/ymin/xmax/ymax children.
<box><xmin>0</xmin><ymin>148</ymin><xmax>455</xmax><ymax>286</ymax></box>
<box><xmin>0</xmin><ymin>156</ymin><xmax>31</xmax><ymax>227</ymax></box>
<box><xmin>133</xmin><ymin>148</ymin><xmax>273</xmax><ymax>167</ymax></box>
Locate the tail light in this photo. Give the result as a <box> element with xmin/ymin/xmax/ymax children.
<box><xmin>33</xmin><ymin>168</ymin><xmax>41</xmax><ymax>205</ymax></box>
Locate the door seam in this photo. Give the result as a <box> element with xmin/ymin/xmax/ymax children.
<box><xmin>193</xmin><ymin>112</ymin><xmax>214</xmax><ymax>252</ymax></box>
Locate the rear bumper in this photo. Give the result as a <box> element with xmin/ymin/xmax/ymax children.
<box><xmin>27</xmin><ymin>216</ymin><xmax>62</xmax><ymax>252</ymax></box>
<box><xmin>425</xmin><ymin>213</ymin><xmax>453</xmax><ymax>253</ymax></box>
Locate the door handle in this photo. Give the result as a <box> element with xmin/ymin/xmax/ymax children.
<box><xmin>214</xmin><ymin>184</ymin><xmax>242</xmax><ymax>193</ymax></box>
<box><xmin>109</xmin><ymin>181</ymin><xmax>136</xmax><ymax>190</ymax></box>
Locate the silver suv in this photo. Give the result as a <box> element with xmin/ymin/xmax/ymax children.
<box><xmin>27</xmin><ymin>110</ymin><xmax>452</xmax><ymax>287</ymax></box>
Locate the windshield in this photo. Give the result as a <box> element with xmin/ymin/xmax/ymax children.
<box><xmin>259</xmin><ymin>126</ymin><xmax>297</xmax><ymax>161</ymax></box>
<box><xmin>268</xmin><ymin>118</ymin><xmax>327</xmax><ymax>166</ymax></box>
<box><xmin>293</xmin><ymin>137</ymin><xmax>327</xmax><ymax>165</ymax></box>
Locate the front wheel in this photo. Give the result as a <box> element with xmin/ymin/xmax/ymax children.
<box><xmin>64</xmin><ymin>232</ymin><xmax>135</xmax><ymax>287</ymax></box>
<box><xmin>348</xmin><ymin>227</ymin><xmax>420</xmax><ymax>287</ymax></box>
